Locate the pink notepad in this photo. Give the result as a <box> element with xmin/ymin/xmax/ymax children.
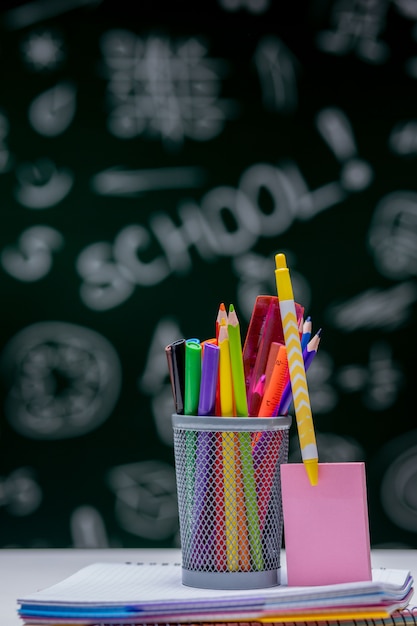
<box><xmin>280</xmin><ymin>462</ymin><xmax>372</xmax><ymax>587</ymax></box>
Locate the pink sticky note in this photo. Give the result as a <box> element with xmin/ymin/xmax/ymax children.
<box><xmin>280</xmin><ymin>462</ymin><xmax>372</xmax><ymax>587</ymax></box>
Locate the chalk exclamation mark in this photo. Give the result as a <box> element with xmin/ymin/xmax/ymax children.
<box><xmin>316</xmin><ymin>107</ymin><xmax>373</xmax><ymax>192</ymax></box>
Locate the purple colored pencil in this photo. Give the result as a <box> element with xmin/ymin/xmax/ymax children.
<box><xmin>276</xmin><ymin>328</ymin><xmax>322</xmax><ymax>416</ymax></box>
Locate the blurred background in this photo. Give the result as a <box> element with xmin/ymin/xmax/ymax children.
<box><xmin>0</xmin><ymin>0</ymin><xmax>416</xmax><ymax>550</ymax></box>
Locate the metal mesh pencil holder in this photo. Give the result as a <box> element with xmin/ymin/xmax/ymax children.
<box><xmin>172</xmin><ymin>413</ymin><xmax>291</xmax><ymax>590</ymax></box>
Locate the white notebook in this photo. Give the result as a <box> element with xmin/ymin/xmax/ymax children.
<box><xmin>17</xmin><ymin>561</ymin><xmax>414</xmax><ymax>624</ymax></box>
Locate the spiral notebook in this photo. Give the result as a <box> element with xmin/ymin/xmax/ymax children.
<box><xmin>17</xmin><ymin>561</ymin><xmax>414</xmax><ymax>624</ymax></box>
<box><xmin>17</xmin><ymin>614</ymin><xmax>417</xmax><ymax>626</ymax></box>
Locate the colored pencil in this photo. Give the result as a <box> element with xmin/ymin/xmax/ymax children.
<box><xmin>301</xmin><ymin>316</ymin><xmax>312</xmax><ymax>351</ymax></box>
<box><xmin>277</xmin><ymin>328</ymin><xmax>322</xmax><ymax>416</ymax></box>
<box><xmin>264</xmin><ymin>341</ymin><xmax>281</xmax><ymax>389</ymax></box>
<box><xmin>218</xmin><ymin>323</ymin><xmax>239</xmax><ymax>571</ymax></box>
<box><xmin>215</xmin><ymin>302</ymin><xmax>226</xmax><ymax>415</ymax></box>
<box><xmin>216</xmin><ymin>302</ymin><xmax>227</xmax><ymax>340</ymax></box>
<box><xmin>258</xmin><ymin>344</ymin><xmax>288</xmax><ymax>417</ymax></box>
<box><xmin>228</xmin><ymin>303</ymin><xmax>263</xmax><ymax>571</ymax></box>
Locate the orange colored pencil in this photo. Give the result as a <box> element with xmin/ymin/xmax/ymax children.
<box><xmin>216</xmin><ymin>302</ymin><xmax>227</xmax><ymax>340</ymax></box>
<box><xmin>258</xmin><ymin>344</ymin><xmax>288</xmax><ymax>417</ymax></box>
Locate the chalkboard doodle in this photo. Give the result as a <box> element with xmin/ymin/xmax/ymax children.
<box><xmin>389</xmin><ymin>120</ymin><xmax>417</xmax><ymax>156</ymax></box>
<box><xmin>368</xmin><ymin>192</ymin><xmax>417</xmax><ymax>280</ymax></box>
<box><xmin>20</xmin><ymin>29</ymin><xmax>66</xmax><ymax>71</ymax></box>
<box><xmin>91</xmin><ymin>166</ymin><xmax>207</xmax><ymax>197</ymax></box>
<box><xmin>335</xmin><ymin>341</ymin><xmax>404</xmax><ymax>411</ymax></box>
<box><xmin>218</xmin><ymin>0</ymin><xmax>270</xmax><ymax>14</ymax></box>
<box><xmin>326</xmin><ymin>282</ymin><xmax>417</xmax><ymax>331</ymax></box>
<box><xmin>1</xmin><ymin>226</ymin><xmax>63</xmax><ymax>282</ymax></box>
<box><xmin>253</xmin><ymin>36</ymin><xmax>299</xmax><ymax>113</ymax></box>
<box><xmin>0</xmin><ymin>109</ymin><xmax>13</xmax><ymax>173</ymax></box>
<box><xmin>14</xmin><ymin>158</ymin><xmax>74</xmax><ymax>209</ymax></box>
<box><xmin>3</xmin><ymin>0</ymin><xmax>101</xmax><ymax>30</ymax></box>
<box><xmin>379</xmin><ymin>430</ymin><xmax>417</xmax><ymax>533</ymax></box>
<box><xmin>316</xmin><ymin>0</ymin><xmax>417</xmax><ymax>75</ymax></box>
<box><xmin>107</xmin><ymin>460</ymin><xmax>178</xmax><ymax>540</ymax></box>
<box><xmin>261</xmin><ymin>107</ymin><xmax>377</xmax><ymax>223</ymax></box>
<box><xmin>28</xmin><ymin>81</ymin><xmax>77</xmax><ymax>137</ymax></box>
<box><xmin>0</xmin><ymin>468</ymin><xmax>42</xmax><ymax>516</ymax></box>
<box><xmin>315</xmin><ymin>107</ymin><xmax>373</xmax><ymax>194</ymax></box>
<box><xmin>70</xmin><ymin>505</ymin><xmax>110</xmax><ymax>548</ymax></box>
<box><xmin>0</xmin><ymin>322</ymin><xmax>122</xmax><ymax>439</ymax></box>
<box><xmin>77</xmin><ymin>241</ymin><xmax>136</xmax><ymax>311</ymax></box>
<box><xmin>315</xmin><ymin>0</ymin><xmax>390</xmax><ymax>64</ymax></box>
<box><xmin>100</xmin><ymin>30</ymin><xmax>237</xmax><ymax>146</ymax></box>
<box><xmin>138</xmin><ymin>317</ymin><xmax>183</xmax><ymax>446</ymax></box>
<box><xmin>405</xmin><ymin>19</ymin><xmax>417</xmax><ymax>77</ymax></box>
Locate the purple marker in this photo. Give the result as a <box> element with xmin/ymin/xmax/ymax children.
<box><xmin>198</xmin><ymin>343</ymin><xmax>220</xmax><ymax>416</ymax></box>
<box><xmin>189</xmin><ymin>342</ymin><xmax>219</xmax><ymax>569</ymax></box>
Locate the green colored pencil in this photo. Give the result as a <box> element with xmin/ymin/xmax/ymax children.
<box><xmin>228</xmin><ymin>304</ymin><xmax>264</xmax><ymax>570</ymax></box>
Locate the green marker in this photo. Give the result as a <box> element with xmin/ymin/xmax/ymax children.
<box><xmin>184</xmin><ymin>341</ymin><xmax>202</xmax><ymax>415</ymax></box>
<box><xmin>183</xmin><ymin>341</ymin><xmax>201</xmax><ymax>552</ymax></box>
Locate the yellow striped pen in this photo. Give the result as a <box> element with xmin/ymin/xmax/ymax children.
<box><xmin>274</xmin><ymin>253</ymin><xmax>319</xmax><ymax>486</ymax></box>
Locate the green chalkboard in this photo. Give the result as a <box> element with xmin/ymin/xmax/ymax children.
<box><xmin>0</xmin><ymin>0</ymin><xmax>416</xmax><ymax>549</ymax></box>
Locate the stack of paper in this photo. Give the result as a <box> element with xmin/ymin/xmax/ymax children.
<box><xmin>17</xmin><ymin>561</ymin><xmax>414</xmax><ymax>624</ymax></box>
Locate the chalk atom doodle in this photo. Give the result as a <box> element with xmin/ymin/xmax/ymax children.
<box><xmin>0</xmin><ymin>322</ymin><xmax>122</xmax><ymax>440</ymax></box>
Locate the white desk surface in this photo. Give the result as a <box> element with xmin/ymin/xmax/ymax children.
<box><xmin>1</xmin><ymin>548</ymin><xmax>416</xmax><ymax>625</ymax></box>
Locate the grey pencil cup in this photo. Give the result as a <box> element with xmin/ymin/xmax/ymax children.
<box><xmin>172</xmin><ymin>414</ymin><xmax>291</xmax><ymax>590</ymax></box>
